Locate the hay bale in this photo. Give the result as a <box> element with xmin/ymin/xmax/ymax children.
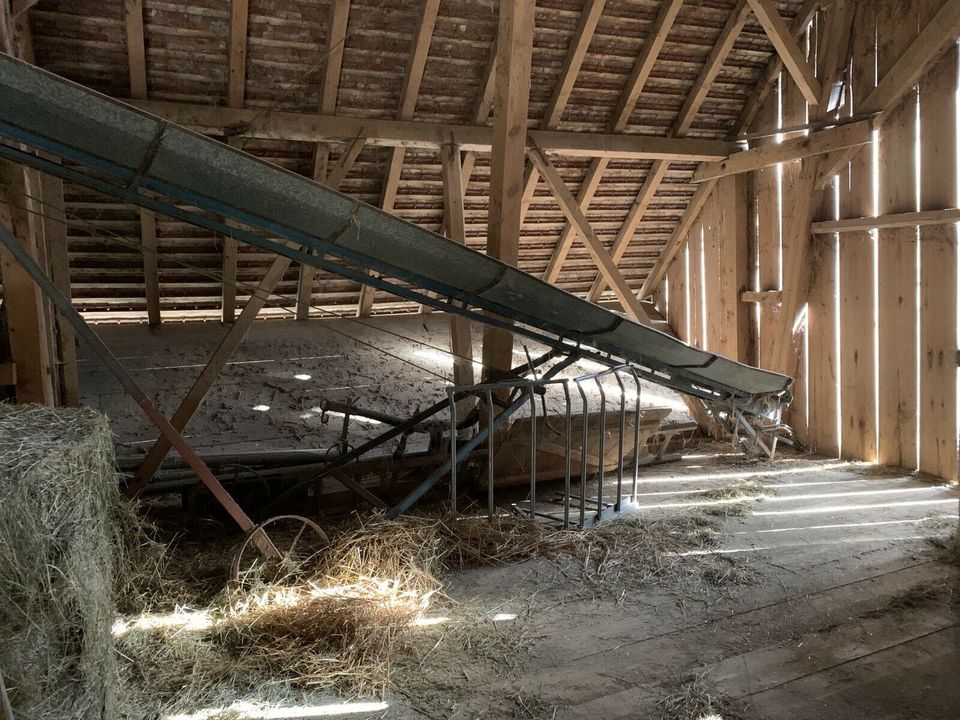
<box><xmin>0</xmin><ymin>404</ymin><xmax>119</xmax><ymax>720</ymax></box>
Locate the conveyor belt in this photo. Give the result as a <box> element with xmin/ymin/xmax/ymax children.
<box><xmin>0</xmin><ymin>56</ymin><xmax>791</xmax><ymax>414</ymax></box>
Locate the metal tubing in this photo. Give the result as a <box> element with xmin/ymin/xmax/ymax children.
<box><xmin>0</xmin><ymin>221</ymin><xmax>280</xmax><ymax>558</ymax></box>
<box><xmin>485</xmin><ymin>388</ymin><xmax>495</xmax><ymax>520</ymax></box>
<box><xmin>387</xmin><ymin>354</ymin><xmax>579</xmax><ymax>518</ymax></box>
<box><xmin>561</xmin><ymin>381</ymin><xmax>573</xmax><ymax>530</ymax></box>
<box><xmin>528</xmin><ymin>385</ymin><xmax>537</xmax><ymax>519</ymax></box>
<box><xmin>614</xmin><ymin>370</ymin><xmax>626</xmax><ymax>511</ymax></box>
<box><xmin>576</xmin><ymin>380</ymin><xmax>589</xmax><ymax>528</ymax></box>
<box><xmin>595</xmin><ymin>377</ymin><xmax>606</xmax><ymax>523</ymax></box>
<box><xmin>630</xmin><ymin>369</ymin><xmax>642</xmax><ymax>502</ymax></box>
<box><xmin>449</xmin><ymin>389</ymin><xmax>458</xmax><ymax>512</ymax></box>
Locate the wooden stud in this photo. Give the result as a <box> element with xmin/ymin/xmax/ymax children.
<box><xmin>481</xmin><ymin>0</ymin><xmax>534</xmax><ymax>381</ymax></box>
<box><xmin>140</xmin><ymin>208</ymin><xmax>161</xmax><ymax>326</ymax></box>
<box><xmin>746</xmin><ymin>0</ymin><xmax>822</xmax><ymax>105</ymax></box>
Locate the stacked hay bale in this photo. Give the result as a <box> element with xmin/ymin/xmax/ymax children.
<box><xmin>0</xmin><ymin>404</ymin><xmax>119</xmax><ymax>720</ymax></box>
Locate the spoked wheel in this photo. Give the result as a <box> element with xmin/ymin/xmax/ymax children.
<box><xmin>231</xmin><ymin>514</ymin><xmax>330</xmax><ymax>586</ymax></box>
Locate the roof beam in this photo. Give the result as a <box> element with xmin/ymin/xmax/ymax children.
<box><xmin>128</xmin><ymin>99</ymin><xmax>737</xmax><ymax>160</ymax></box>
<box><xmin>325</xmin><ymin>135</ymin><xmax>366</xmax><ymax>188</ymax></box>
<box><xmin>519</xmin><ymin>0</ymin><xmax>607</xmax><ymax>220</ymax></box>
<box><xmin>540</xmin><ymin>0</ymin><xmax>685</xmax><ymax>283</ymax></box>
<box><xmin>528</xmin><ymin>146</ymin><xmax>650</xmax><ymax>323</ymax></box>
<box><xmin>359</xmin><ymin>0</ymin><xmax>441</xmax><ymax>317</ymax></box>
<box><xmin>296</xmin><ymin>0</ymin><xmax>350</xmax><ymax>320</ymax></box>
<box><xmin>745</xmin><ymin>0</ymin><xmax>821</xmax><ymax>105</ymax></box>
<box><xmin>817</xmin><ymin>0</ymin><xmax>960</xmax><ymax>186</ymax></box>
<box><xmin>592</xmin><ymin>1</ymin><xmax>752</xmax><ymax>303</ymax></box>
<box><xmin>733</xmin><ymin>0</ymin><xmax>825</xmax><ymax>135</ymax></box>
<box><xmin>693</xmin><ymin>119</ymin><xmax>873</xmax><ymax>183</ymax></box>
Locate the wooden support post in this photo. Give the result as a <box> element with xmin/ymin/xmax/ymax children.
<box><xmin>124</xmin><ymin>0</ymin><xmax>161</xmax><ymax>326</ymax></box>
<box><xmin>324</xmin><ymin>136</ymin><xmax>366</xmax><ymax>189</ymax></box>
<box><xmin>481</xmin><ymin>0</ymin><xmax>533</xmax><ymax>382</ymax></box>
<box><xmin>441</xmin><ymin>142</ymin><xmax>474</xmax><ymax>396</ymax></box>
<box><xmin>918</xmin><ymin>39</ymin><xmax>958</xmax><ymax>481</ymax></box>
<box><xmin>222</xmin><ymin>2</ymin><xmax>249</xmax><ymax>322</ymax></box>
<box><xmin>296</xmin><ymin>146</ymin><xmax>329</xmax><ymax>320</ymax></box>
<box><xmin>132</xmin><ymin>251</ymin><xmax>294</xmax><ymax>490</ymax></box>
<box><xmin>0</xmin><ymin>162</ymin><xmax>54</xmax><ymax>404</ymax></box>
<box><xmin>38</xmin><ymin>171</ymin><xmax>79</xmax><ymax>405</ymax></box>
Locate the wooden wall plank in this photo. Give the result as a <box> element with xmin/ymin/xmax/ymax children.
<box><xmin>780</xmin><ymin>63</ymin><xmax>809</xmax><ymax>438</ymax></box>
<box><xmin>701</xmin><ymin>189</ymin><xmax>721</xmax><ymax>352</ymax></box>
<box><xmin>919</xmin><ymin>40</ymin><xmax>958</xmax><ymax>481</ymax></box>
<box><xmin>839</xmin><ymin>2</ymin><xmax>878</xmax><ymax>462</ymax></box>
<box><xmin>807</xmin><ymin>232</ymin><xmax>838</xmax><ymax>454</ymax></box>
<box><xmin>688</xmin><ymin>220</ymin><xmax>704</xmax><ymax>349</ymax></box>
<box><xmin>876</xmin><ymin>0</ymin><xmax>920</xmax><ymax>469</ymax></box>
<box><xmin>755</xmin><ymin>90</ymin><xmax>781</xmax><ymax>370</ymax></box>
<box><xmin>715</xmin><ymin>175</ymin><xmax>750</xmax><ymax>361</ymax></box>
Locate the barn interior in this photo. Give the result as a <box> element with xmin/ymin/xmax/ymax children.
<box><xmin>1</xmin><ymin>1</ymin><xmax>959</xmax><ymax>719</ymax></box>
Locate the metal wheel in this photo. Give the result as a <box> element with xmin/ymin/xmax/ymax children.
<box><xmin>231</xmin><ymin>514</ymin><xmax>330</xmax><ymax>585</ymax></box>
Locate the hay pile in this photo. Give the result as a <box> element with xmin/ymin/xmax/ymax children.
<box><xmin>114</xmin><ymin>507</ymin><xmax>735</xmax><ymax>716</ymax></box>
<box><xmin>0</xmin><ymin>404</ymin><xmax>120</xmax><ymax>720</ymax></box>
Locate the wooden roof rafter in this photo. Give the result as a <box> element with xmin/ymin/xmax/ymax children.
<box><xmin>357</xmin><ymin>0</ymin><xmax>441</xmax><ymax>317</ymax></box>
<box><xmin>296</xmin><ymin>0</ymin><xmax>351</xmax><ymax>320</ymax></box>
<box><xmin>588</xmin><ymin>0</ymin><xmax>753</xmax><ymax>304</ymax></box>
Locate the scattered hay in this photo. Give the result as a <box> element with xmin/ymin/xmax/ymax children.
<box><xmin>693</xmin><ymin>479</ymin><xmax>769</xmax><ymax>503</ymax></box>
<box><xmin>930</xmin><ymin>526</ymin><xmax>960</xmax><ymax>568</ymax></box>
<box><xmin>115</xmin><ymin>507</ymin><xmax>737</xmax><ymax>713</ymax></box>
<box><xmin>656</xmin><ymin>674</ymin><xmax>746</xmax><ymax>720</ymax></box>
<box><xmin>0</xmin><ymin>404</ymin><xmax>120</xmax><ymax>720</ymax></box>
<box><xmin>861</xmin><ymin>581</ymin><xmax>955</xmax><ymax>618</ymax></box>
